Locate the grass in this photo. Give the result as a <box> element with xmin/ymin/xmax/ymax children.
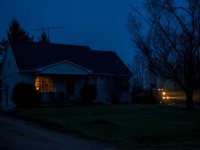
<box><xmin>11</xmin><ymin>104</ymin><xmax>200</xmax><ymax>150</ymax></box>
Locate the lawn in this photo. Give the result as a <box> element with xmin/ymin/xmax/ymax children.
<box><xmin>11</xmin><ymin>104</ymin><xmax>200</xmax><ymax>150</ymax></box>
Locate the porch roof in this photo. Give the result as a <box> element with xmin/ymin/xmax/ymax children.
<box><xmin>10</xmin><ymin>40</ymin><xmax>131</xmax><ymax>76</ymax></box>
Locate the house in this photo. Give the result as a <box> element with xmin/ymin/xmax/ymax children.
<box><xmin>0</xmin><ymin>40</ymin><xmax>131</xmax><ymax>111</ymax></box>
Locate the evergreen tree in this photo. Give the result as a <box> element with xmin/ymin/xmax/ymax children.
<box><xmin>7</xmin><ymin>19</ymin><xmax>33</xmax><ymax>41</ymax></box>
<box><xmin>38</xmin><ymin>31</ymin><xmax>50</xmax><ymax>43</ymax></box>
<box><xmin>0</xmin><ymin>38</ymin><xmax>8</xmax><ymax>50</ymax></box>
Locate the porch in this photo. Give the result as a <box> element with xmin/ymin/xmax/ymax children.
<box><xmin>41</xmin><ymin>92</ymin><xmax>79</xmax><ymax>105</ymax></box>
<box><xmin>33</xmin><ymin>75</ymin><xmax>130</xmax><ymax>105</ymax></box>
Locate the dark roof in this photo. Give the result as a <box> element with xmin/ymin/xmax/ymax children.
<box><xmin>10</xmin><ymin>40</ymin><xmax>131</xmax><ymax>75</ymax></box>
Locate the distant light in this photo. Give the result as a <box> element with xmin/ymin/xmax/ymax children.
<box><xmin>167</xmin><ymin>96</ymin><xmax>169</xmax><ymax>99</ymax></box>
<box><xmin>162</xmin><ymin>92</ymin><xmax>166</xmax><ymax>95</ymax></box>
<box><xmin>163</xmin><ymin>97</ymin><xmax>165</xmax><ymax>99</ymax></box>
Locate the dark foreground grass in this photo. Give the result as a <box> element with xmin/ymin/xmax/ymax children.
<box><xmin>11</xmin><ymin>104</ymin><xmax>200</xmax><ymax>150</ymax></box>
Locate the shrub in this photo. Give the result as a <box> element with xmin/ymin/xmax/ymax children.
<box><xmin>12</xmin><ymin>82</ymin><xmax>41</xmax><ymax>108</ymax></box>
<box><xmin>79</xmin><ymin>84</ymin><xmax>97</xmax><ymax>105</ymax></box>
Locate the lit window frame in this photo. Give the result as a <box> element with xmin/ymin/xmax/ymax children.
<box><xmin>35</xmin><ymin>76</ymin><xmax>55</xmax><ymax>92</ymax></box>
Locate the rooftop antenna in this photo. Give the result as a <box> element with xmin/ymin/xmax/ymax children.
<box><xmin>33</xmin><ymin>26</ymin><xmax>65</xmax><ymax>42</ymax></box>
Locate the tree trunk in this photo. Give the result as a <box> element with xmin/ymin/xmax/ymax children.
<box><xmin>185</xmin><ymin>89</ymin><xmax>194</xmax><ymax>110</ymax></box>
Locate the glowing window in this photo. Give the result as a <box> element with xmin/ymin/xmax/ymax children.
<box><xmin>35</xmin><ymin>76</ymin><xmax>55</xmax><ymax>92</ymax></box>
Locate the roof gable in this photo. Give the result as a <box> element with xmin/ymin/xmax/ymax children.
<box><xmin>9</xmin><ymin>40</ymin><xmax>131</xmax><ymax>75</ymax></box>
<box><xmin>36</xmin><ymin>60</ymin><xmax>92</xmax><ymax>75</ymax></box>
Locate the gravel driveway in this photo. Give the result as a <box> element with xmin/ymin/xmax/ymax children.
<box><xmin>0</xmin><ymin>114</ymin><xmax>118</xmax><ymax>150</ymax></box>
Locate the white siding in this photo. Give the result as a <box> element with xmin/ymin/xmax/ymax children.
<box><xmin>1</xmin><ymin>45</ymin><xmax>21</xmax><ymax>111</ymax></box>
<box><xmin>55</xmin><ymin>77</ymin><xmax>66</xmax><ymax>93</ymax></box>
<box><xmin>20</xmin><ymin>74</ymin><xmax>35</xmax><ymax>84</ymax></box>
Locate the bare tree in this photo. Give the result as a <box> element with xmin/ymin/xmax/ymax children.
<box><xmin>128</xmin><ymin>0</ymin><xmax>200</xmax><ymax>110</ymax></box>
<box><xmin>131</xmin><ymin>54</ymin><xmax>145</xmax><ymax>91</ymax></box>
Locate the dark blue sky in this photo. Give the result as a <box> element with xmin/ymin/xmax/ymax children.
<box><xmin>0</xmin><ymin>0</ymin><xmax>136</xmax><ymax>64</ymax></box>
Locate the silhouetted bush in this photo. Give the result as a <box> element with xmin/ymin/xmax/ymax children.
<box><xmin>79</xmin><ymin>84</ymin><xmax>97</xmax><ymax>105</ymax></box>
<box><xmin>12</xmin><ymin>82</ymin><xmax>41</xmax><ymax>108</ymax></box>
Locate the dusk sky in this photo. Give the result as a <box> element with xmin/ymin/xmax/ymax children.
<box><xmin>0</xmin><ymin>0</ymin><xmax>137</xmax><ymax>65</ymax></box>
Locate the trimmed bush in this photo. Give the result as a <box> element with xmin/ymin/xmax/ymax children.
<box><xmin>79</xmin><ymin>84</ymin><xmax>97</xmax><ymax>105</ymax></box>
<box><xmin>12</xmin><ymin>82</ymin><xmax>41</xmax><ymax>108</ymax></box>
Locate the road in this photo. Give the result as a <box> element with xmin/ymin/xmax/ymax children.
<box><xmin>0</xmin><ymin>114</ymin><xmax>118</xmax><ymax>150</ymax></box>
